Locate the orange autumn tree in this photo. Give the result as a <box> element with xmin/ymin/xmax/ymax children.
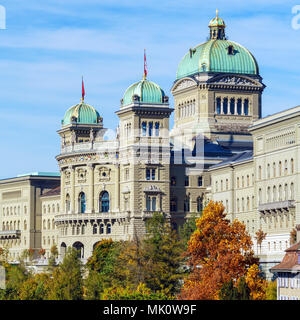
<box><xmin>180</xmin><ymin>201</ymin><xmax>259</xmax><ymax>300</ymax></box>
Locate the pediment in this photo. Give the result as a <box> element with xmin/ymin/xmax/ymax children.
<box><xmin>171</xmin><ymin>77</ymin><xmax>197</xmax><ymax>93</ymax></box>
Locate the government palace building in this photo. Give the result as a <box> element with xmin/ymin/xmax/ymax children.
<box><xmin>0</xmin><ymin>12</ymin><xmax>298</xmax><ymax>279</ymax></box>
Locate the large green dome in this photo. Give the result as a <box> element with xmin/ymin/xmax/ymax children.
<box><xmin>62</xmin><ymin>102</ymin><xmax>102</xmax><ymax>126</ymax></box>
<box><xmin>121</xmin><ymin>79</ymin><xmax>167</xmax><ymax>107</ymax></box>
<box><xmin>176</xmin><ymin>12</ymin><xmax>259</xmax><ymax>80</ymax></box>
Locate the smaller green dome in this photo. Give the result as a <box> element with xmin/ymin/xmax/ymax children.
<box><xmin>121</xmin><ymin>79</ymin><xmax>168</xmax><ymax>107</ymax></box>
<box><xmin>62</xmin><ymin>102</ymin><xmax>102</xmax><ymax>126</ymax></box>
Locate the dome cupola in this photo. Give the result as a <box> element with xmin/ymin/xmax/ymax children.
<box><xmin>176</xmin><ymin>10</ymin><xmax>259</xmax><ymax>80</ymax></box>
<box><xmin>121</xmin><ymin>79</ymin><xmax>169</xmax><ymax>107</ymax></box>
<box><xmin>62</xmin><ymin>102</ymin><xmax>102</xmax><ymax>126</ymax></box>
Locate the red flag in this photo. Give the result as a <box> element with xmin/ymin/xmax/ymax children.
<box><xmin>82</xmin><ymin>77</ymin><xmax>85</xmax><ymax>101</ymax></box>
<box><xmin>144</xmin><ymin>49</ymin><xmax>147</xmax><ymax>79</ymax></box>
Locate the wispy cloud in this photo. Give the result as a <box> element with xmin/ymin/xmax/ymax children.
<box><xmin>0</xmin><ymin>0</ymin><xmax>300</xmax><ymax>177</ymax></box>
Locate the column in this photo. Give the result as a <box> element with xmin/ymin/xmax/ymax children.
<box><xmin>114</xmin><ymin>164</ymin><xmax>120</xmax><ymax>212</ymax></box>
<box><xmin>234</xmin><ymin>98</ymin><xmax>237</xmax><ymax>115</ymax></box>
<box><xmin>70</xmin><ymin>166</ymin><xmax>75</xmax><ymax>214</ymax></box>
<box><xmin>60</xmin><ymin>168</ymin><xmax>65</xmax><ymax>214</ymax></box>
<box><xmin>88</xmin><ymin>164</ymin><xmax>94</xmax><ymax>213</ymax></box>
<box><xmin>221</xmin><ymin>98</ymin><xmax>224</xmax><ymax>114</ymax></box>
<box><xmin>241</xmin><ymin>99</ymin><xmax>244</xmax><ymax>115</ymax></box>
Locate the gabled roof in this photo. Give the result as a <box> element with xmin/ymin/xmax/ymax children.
<box><xmin>270</xmin><ymin>242</ymin><xmax>300</xmax><ymax>272</ymax></box>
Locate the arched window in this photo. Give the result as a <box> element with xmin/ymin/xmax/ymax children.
<box><xmin>100</xmin><ymin>191</ymin><xmax>109</xmax><ymax>213</ymax></box>
<box><xmin>148</xmin><ymin>122</ymin><xmax>153</xmax><ymax>136</ymax></box>
<box><xmin>230</xmin><ymin>98</ymin><xmax>235</xmax><ymax>115</ymax></box>
<box><xmin>279</xmin><ymin>161</ymin><xmax>282</xmax><ymax>176</ymax></box>
<box><xmin>155</xmin><ymin>122</ymin><xmax>160</xmax><ymax>136</ymax></box>
<box><xmin>78</xmin><ymin>192</ymin><xmax>86</xmax><ymax>213</ymax></box>
<box><xmin>216</xmin><ymin>98</ymin><xmax>221</xmax><ymax>114</ymax></box>
<box><xmin>99</xmin><ymin>224</ymin><xmax>104</xmax><ymax>234</ymax></box>
<box><xmin>284</xmin><ymin>184</ymin><xmax>288</xmax><ymax>200</ymax></box>
<box><xmin>258</xmin><ymin>188</ymin><xmax>262</xmax><ymax>205</ymax></box>
<box><xmin>107</xmin><ymin>224</ymin><xmax>111</xmax><ymax>234</ymax></box>
<box><xmin>244</xmin><ymin>99</ymin><xmax>249</xmax><ymax>115</ymax></box>
<box><xmin>184</xmin><ymin>196</ymin><xmax>190</xmax><ymax>212</ymax></box>
<box><xmin>142</xmin><ymin>122</ymin><xmax>147</xmax><ymax>136</ymax></box>
<box><xmin>237</xmin><ymin>98</ymin><xmax>242</xmax><ymax>115</ymax></box>
<box><xmin>93</xmin><ymin>224</ymin><xmax>98</xmax><ymax>234</ymax></box>
<box><xmin>291</xmin><ymin>158</ymin><xmax>294</xmax><ymax>174</ymax></box>
<box><xmin>197</xmin><ymin>197</ymin><xmax>203</xmax><ymax>212</ymax></box>
<box><xmin>278</xmin><ymin>185</ymin><xmax>282</xmax><ymax>201</ymax></box>
<box><xmin>291</xmin><ymin>183</ymin><xmax>295</xmax><ymax>199</ymax></box>
<box><xmin>223</xmin><ymin>98</ymin><xmax>228</xmax><ymax>114</ymax></box>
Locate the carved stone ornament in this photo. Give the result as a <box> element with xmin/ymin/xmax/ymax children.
<box><xmin>77</xmin><ymin>168</ymin><xmax>87</xmax><ymax>183</ymax></box>
<box><xmin>144</xmin><ymin>185</ymin><xmax>162</xmax><ymax>193</ymax></box>
<box><xmin>99</xmin><ymin>167</ymin><xmax>111</xmax><ymax>182</ymax></box>
<box><xmin>64</xmin><ymin>170</ymin><xmax>71</xmax><ymax>185</ymax></box>
<box><xmin>213</xmin><ymin>76</ymin><xmax>256</xmax><ymax>86</ymax></box>
<box><xmin>174</xmin><ymin>79</ymin><xmax>196</xmax><ymax>91</ymax></box>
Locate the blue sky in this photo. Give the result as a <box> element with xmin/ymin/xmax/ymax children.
<box><xmin>1</xmin><ymin>0</ymin><xmax>300</xmax><ymax>178</ymax></box>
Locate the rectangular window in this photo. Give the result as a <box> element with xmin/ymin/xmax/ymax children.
<box><xmin>146</xmin><ymin>169</ymin><xmax>151</xmax><ymax>180</ymax></box>
<box><xmin>152</xmin><ymin>169</ymin><xmax>155</xmax><ymax>180</ymax></box>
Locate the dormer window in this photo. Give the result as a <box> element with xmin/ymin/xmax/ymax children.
<box><xmin>227</xmin><ymin>45</ymin><xmax>234</xmax><ymax>55</ymax></box>
<box><xmin>132</xmin><ymin>94</ymin><xmax>140</xmax><ymax>102</ymax></box>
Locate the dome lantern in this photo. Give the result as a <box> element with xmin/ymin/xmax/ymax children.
<box><xmin>208</xmin><ymin>9</ymin><xmax>226</xmax><ymax>40</ymax></box>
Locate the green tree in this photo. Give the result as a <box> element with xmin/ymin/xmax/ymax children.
<box><xmin>48</xmin><ymin>247</ymin><xmax>83</xmax><ymax>300</ymax></box>
<box><xmin>219</xmin><ymin>279</ymin><xmax>239</xmax><ymax>300</ymax></box>
<box><xmin>219</xmin><ymin>277</ymin><xmax>250</xmax><ymax>300</ymax></box>
<box><xmin>178</xmin><ymin>213</ymin><xmax>198</xmax><ymax>249</ymax></box>
<box><xmin>101</xmin><ymin>283</ymin><xmax>172</xmax><ymax>300</ymax></box>
<box><xmin>19</xmin><ymin>273</ymin><xmax>52</xmax><ymax>300</ymax></box>
<box><xmin>143</xmin><ymin>212</ymin><xmax>184</xmax><ymax>296</ymax></box>
<box><xmin>1</xmin><ymin>263</ymin><xmax>29</xmax><ymax>300</ymax></box>
<box><xmin>85</xmin><ymin>239</ymin><xmax>120</xmax><ymax>299</ymax></box>
<box><xmin>266</xmin><ymin>280</ymin><xmax>277</xmax><ymax>300</ymax></box>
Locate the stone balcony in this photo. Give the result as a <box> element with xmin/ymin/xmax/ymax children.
<box><xmin>258</xmin><ymin>200</ymin><xmax>295</xmax><ymax>213</ymax></box>
<box><xmin>54</xmin><ymin>211</ymin><xmax>131</xmax><ymax>225</ymax></box>
<box><xmin>0</xmin><ymin>230</ymin><xmax>21</xmax><ymax>239</ymax></box>
<box><xmin>61</xmin><ymin>141</ymin><xmax>119</xmax><ymax>155</ymax></box>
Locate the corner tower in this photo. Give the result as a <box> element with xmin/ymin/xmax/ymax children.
<box><xmin>171</xmin><ymin>11</ymin><xmax>265</xmax><ymax>150</ymax></box>
<box><xmin>116</xmin><ymin>73</ymin><xmax>173</xmax><ymax>234</ymax></box>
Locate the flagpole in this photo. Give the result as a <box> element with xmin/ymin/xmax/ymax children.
<box><xmin>81</xmin><ymin>76</ymin><xmax>85</xmax><ymax>103</ymax></box>
<box><xmin>143</xmin><ymin>49</ymin><xmax>147</xmax><ymax>80</ymax></box>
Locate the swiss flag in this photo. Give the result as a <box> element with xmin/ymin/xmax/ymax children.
<box><xmin>82</xmin><ymin>77</ymin><xmax>85</xmax><ymax>101</ymax></box>
<box><xmin>144</xmin><ymin>49</ymin><xmax>147</xmax><ymax>79</ymax></box>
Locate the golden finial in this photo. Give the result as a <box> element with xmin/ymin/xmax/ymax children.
<box><xmin>216</xmin><ymin>9</ymin><xmax>219</xmax><ymax>18</ymax></box>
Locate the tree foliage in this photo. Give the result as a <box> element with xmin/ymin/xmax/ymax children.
<box><xmin>180</xmin><ymin>201</ymin><xmax>259</xmax><ymax>300</ymax></box>
<box><xmin>47</xmin><ymin>247</ymin><xmax>83</xmax><ymax>300</ymax></box>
